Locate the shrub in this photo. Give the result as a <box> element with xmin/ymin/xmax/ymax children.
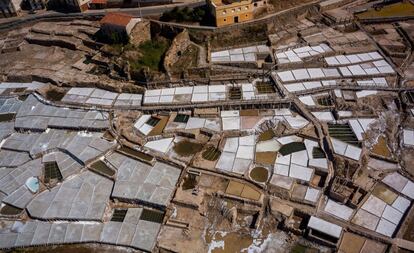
<box><xmin>160</xmin><ymin>6</ymin><xmax>206</xmax><ymax>23</ymax></box>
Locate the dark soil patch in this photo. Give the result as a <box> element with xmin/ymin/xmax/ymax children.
<box><xmin>249</xmin><ymin>167</ymin><xmax>269</xmax><ymax>183</ymax></box>
<box><xmin>173</xmin><ymin>140</ymin><xmax>203</xmax><ymax>157</ymax></box>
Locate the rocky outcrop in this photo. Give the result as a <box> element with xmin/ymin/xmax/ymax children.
<box><xmin>24</xmin><ymin>21</ymin><xmax>100</xmax><ymax>51</ymax></box>
<box><xmin>25</xmin><ymin>33</ymin><xmax>81</xmax><ymax>50</ymax></box>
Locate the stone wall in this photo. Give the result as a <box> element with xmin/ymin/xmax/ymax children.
<box><xmin>163</xmin><ymin>29</ymin><xmax>191</xmax><ymax>74</ymax></box>
<box><xmin>129</xmin><ymin>20</ymin><xmax>151</xmax><ymax>46</ymax></box>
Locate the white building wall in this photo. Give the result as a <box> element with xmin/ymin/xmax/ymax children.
<box><xmin>125</xmin><ymin>18</ymin><xmax>141</xmax><ymax>35</ymax></box>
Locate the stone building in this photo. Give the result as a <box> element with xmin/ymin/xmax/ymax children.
<box><xmin>207</xmin><ymin>0</ymin><xmax>267</xmax><ymax>27</ymax></box>
<box><xmin>0</xmin><ymin>0</ymin><xmax>22</xmax><ymax>17</ymax></box>
<box><xmin>100</xmin><ymin>12</ymin><xmax>141</xmax><ymax>43</ymax></box>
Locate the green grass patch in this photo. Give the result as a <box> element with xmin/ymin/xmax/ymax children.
<box><xmin>129</xmin><ymin>39</ymin><xmax>170</xmax><ymax>71</ymax></box>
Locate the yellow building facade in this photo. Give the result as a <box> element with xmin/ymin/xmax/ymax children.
<box><xmin>208</xmin><ymin>0</ymin><xmax>254</xmax><ymax>27</ymax></box>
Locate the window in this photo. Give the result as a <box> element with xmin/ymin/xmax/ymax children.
<box><xmin>224</xmin><ymin>18</ymin><xmax>227</xmax><ymax>21</ymax></box>
<box><xmin>245</xmin><ymin>6</ymin><xmax>248</xmax><ymax>10</ymax></box>
<box><xmin>222</xmin><ymin>10</ymin><xmax>226</xmax><ymax>14</ymax></box>
<box><xmin>237</xmin><ymin>7</ymin><xmax>241</xmax><ymax>11</ymax></box>
<box><xmin>254</xmin><ymin>3</ymin><xmax>257</xmax><ymax>6</ymax></box>
<box><xmin>231</xmin><ymin>9</ymin><xmax>234</xmax><ymax>12</ymax></box>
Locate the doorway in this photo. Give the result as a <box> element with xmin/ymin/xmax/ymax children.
<box><xmin>234</xmin><ymin>16</ymin><xmax>239</xmax><ymax>23</ymax></box>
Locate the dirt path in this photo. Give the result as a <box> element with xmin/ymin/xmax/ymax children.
<box><xmin>191</xmin><ymin>42</ymin><xmax>208</xmax><ymax>67</ymax></box>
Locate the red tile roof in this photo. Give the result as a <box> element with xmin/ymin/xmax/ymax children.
<box><xmin>100</xmin><ymin>12</ymin><xmax>133</xmax><ymax>27</ymax></box>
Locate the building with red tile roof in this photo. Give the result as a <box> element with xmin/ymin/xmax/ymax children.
<box><xmin>99</xmin><ymin>12</ymin><xmax>141</xmax><ymax>42</ymax></box>
<box><xmin>100</xmin><ymin>12</ymin><xmax>134</xmax><ymax>27</ymax></box>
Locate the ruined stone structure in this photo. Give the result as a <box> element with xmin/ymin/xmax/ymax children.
<box><xmin>163</xmin><ymin>29</ymin><xmax>192</xmax><ymax>74</ymax></box>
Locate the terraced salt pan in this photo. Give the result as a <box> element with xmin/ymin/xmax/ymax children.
<box><xmin>211</xmin><ymin>45</ymin><xmax>270</xmax><ymax>63</ymax></box>
<box><xmin>1</xmin><ymin>130</ymin><xmax>115</xmax><ymax>164</ymax></box>
<box><xmin>144</xmin><ymin>138</ymin><xmax>174</xmax><ymax>154</ymax></box>
<box><xmin>164</xmin><ymin>116</ymin><xmax>221</xmax><ymax>133</ymax></box>
<box><xmin>27</xmin><ymin>170</ymin><xmax>113</xmax><ymax>221</ymax></box>
<box><xmin>0</xmin><ymin>149</ymin><xmax>30</xmax><ymax>167</ymax></box>
<box><xmin>0</xmin><ymin>81</ymin><xmax>46</xmax><ymax>93</ymax></box>
<box><xmin>324</xmin><ymin>199</ymin><xmax>354</xmax><ymax>221</ymax></box>
<box><xmin>299</xmin><ymin>96</ymin><xmax>316</xmax><ymax>106</ymax></box>
<box><xmin>0</xmin><ymin>97</ymin><xmax>22</xmax><ymax>115</ymax></box>
<box><xmin>356</xmin><ymin>90</ymin><xmax>378</xmax><ymax>98</ymax></box>
<box><xmin>62</xmin><ymin>87</ymin><xmax>142</xmax><ymax>107</ymax></box>
<box><xmin>304</xmin><ymin>187</ymin><xmax>320</xmax><ymax>203</ymax></box>
<box><xmin>276</xmin><ymin>68</ymin><xmax>341</xmax><ymax>83</ymax></box>
<box><xmin>256</xmin><ymin>139</ymin><xmax>280</xmax><ymax>152</ymax></box>
<box><xmin>145</xmin><ymin>79</ymin><xmax>278</xmax><ymax>106</ymax></box>
<box><xmin>347</xmin><ymin>118</ymin><xmax>377</xmax><ymax>141</ymax></box>
<box><xmin>284</xmin><ymin>78</ymin><xmax>388</xmax><ymax>93</ymax></box>
<box><xmin>331</xmin><ymin>138</ymin><xmax>362</xmax><ymax>160</ymax></box>
<box><xmin>187</xmin><ymin>117</ymin><xmax>221</xmax><ymax>132</ymax></box>
<box><xmin>403</xmin><ymin>129</ymin><xmax>414</xmax><ymax>146</ymax></box>
<box><xmin>287</xmin><ymin>79</ymin><xmax>330</xmax><ymax>92</ymax></box>
<box><xmin>325</xmin><ymin>51</ymin><xmax>383</xmax><ymax>66</ymax></box>
<box><xmin>134</xmin><ymin>115</ymin><xmax>153</xmax><ymax>136</ymax></box>
<box><xmin>269</xmin><ymin>136</ymin><xmax>327</xmax><ymax>187</ymax></box>
<box><xmin>277</xmin><ymin>57</ymin><xmax>395</xmax><ymax>86</ymax></box>
<box><xmin>357</xmin><ymin>77</ymin><xmax>388</xmax><ymax>87</ymax></box>
<box><xmin>339</xmin><ymin>60</ymin><xmax>395</xmax><ymax>77</ymax></box>
<box><xmin>216</xmin><ymin>135</ymin><xmax>255</xmax><ymax>175</ymax></box>
<box><xmin>275</xmin><ymin>43</ymin><xmax>332</xmax><ymax>64</ymax></box>
<box><xmin>352</xmin><ymin>190</ymin><xmax>411</xmax><ymax>237</ymax></box>
<box><xmin>308</xmin><ymin>216</ymin><xmax>343</xmax><ymax>239</ymax></box>
<box><xmin>0</xmin><ymin>159</ymin><xmax>42</xmax><ymax>209</ymax></box>
<box><xmin>15</xmin><ymin>95</ymin><xmax>109</xmax><ymax>131</ymax></box>
<box><xmin>311</xmin><ymin>111</ymin><xmax>334</xmax><ymax>121</ymax></box>
<box><xmin>221</xmin><ymin>110</ymin><xmax>280</xmax><ymax>132</ymax></box>
<box><xmin>337</xmin><ymin>111</ymin><xmax>353</xmax><ymax>118</ymax></box>
<box><xmin>274</xmin><ymin>109</ymin><xmax>309</xmax><ymax>129</ymax></box>
<box><xmin>382</xmin><ymin>172</ymin><xmax>414</xmax><ymax>199</ymax></box>
<box><xmin>0</xmin><ymin>208</ymin><xmax>161</xmax><ymax>252</ymax></box>
<box><xmin>107</xmin><ymin>152</ymin><xmax>181</xmax><ymax>207</ymax></box>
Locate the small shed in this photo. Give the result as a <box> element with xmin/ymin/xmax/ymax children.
<box><xmin>100</xmin><ymin>12</ymin><xmax>141</xmax><ymax>43</ymax></box>
<box><xmin>307</xmin><ymin>216</ymin><xmax>343</xmax><ymax>245</ymax></box>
